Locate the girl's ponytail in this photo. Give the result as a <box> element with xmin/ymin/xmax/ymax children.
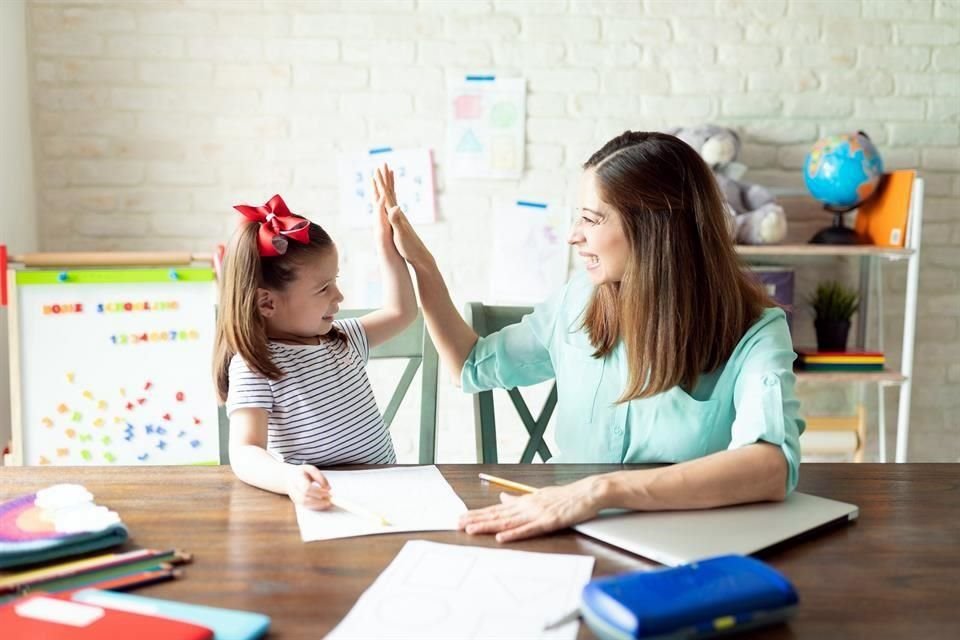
<box><xmin>213</xmin><ymin>222</ymin><xmax>282</xmax><ymax>403</ymax></box>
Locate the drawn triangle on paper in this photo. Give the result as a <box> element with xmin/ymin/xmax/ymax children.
<box><xmin>456</xmin><ymin>129</ymin><xmax>483</xmax><ymax>153</ymax></box>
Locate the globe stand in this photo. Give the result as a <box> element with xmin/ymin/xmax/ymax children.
<box><xmin>809</xmin><ymin>207</ymin><xmax>864</xmax><ymax>245</ymax></box>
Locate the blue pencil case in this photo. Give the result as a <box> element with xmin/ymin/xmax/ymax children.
<box><xmin>580</xmin><ymin>555</ymin><xmax>798</xmax><ymax>640</ymax></box>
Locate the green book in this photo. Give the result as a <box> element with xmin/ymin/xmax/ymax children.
<box><xmin>797</xmin><ymin>363</ymin><xmax>884</xmax><ymax>372</ymax></box>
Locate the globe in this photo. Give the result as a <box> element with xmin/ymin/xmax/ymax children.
<box><xmin>803</xmin><ymin>132</ymin><xmax>884</xmax><ymax>210</ymax></box>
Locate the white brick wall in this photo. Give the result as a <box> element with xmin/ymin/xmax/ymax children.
<box><xmin>20</xmin><ymin>0</ymin><xmax>960</xmax><ymax>463</ymax></box>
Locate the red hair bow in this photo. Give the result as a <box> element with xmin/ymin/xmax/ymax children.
<box><xmin>233</xmin><ymin>195</ymin><xmax>310</xmax><ymax>257</ymax></box>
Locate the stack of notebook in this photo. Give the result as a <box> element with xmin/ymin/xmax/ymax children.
<box><xmin>795</xmin><ymin>349</ymin><xmax>885</xmax><ymax>372</ymax></box>
<box><xmin>0</xmin><ymin>484</ymin><xmax>270</xmax><ymax>638</ymax></box>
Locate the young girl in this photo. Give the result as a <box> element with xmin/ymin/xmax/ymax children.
<box><xmin>213</xmin><ymin>165</ymin><xmax>415</xmax><ymax>510</ymax></box>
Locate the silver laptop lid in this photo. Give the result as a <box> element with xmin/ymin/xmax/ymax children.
<box><xmin>574</xmin><ymin>492</ymin><xmax>859</xmax><ymax>566</ymax></box>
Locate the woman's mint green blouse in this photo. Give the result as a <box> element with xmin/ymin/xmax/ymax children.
<box><xmin>461</xmin><ymin>274</ymin><xmax>805</xmax><ymax>493</ymax></box>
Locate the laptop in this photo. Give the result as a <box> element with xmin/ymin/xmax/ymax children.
<box><xmin>574</xmin><ymin>492</ymin><xmax>858</xmax><ymax>566</ymax></box>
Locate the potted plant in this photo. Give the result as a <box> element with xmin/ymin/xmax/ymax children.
<box><xmin>808</xmin><ymin>280</ymin><xmax>859</xmax><ymax>352</ymax></box>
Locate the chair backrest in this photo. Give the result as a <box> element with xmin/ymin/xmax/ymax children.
<box><xmin>464</xmin><ymin>303</ymin><xmax>557</xmax><ymax>464</ymax></box>
<box><xmin>218</xmin><ymin>310</ymin><xmax>439</xmax><ymax>465</ymax></box>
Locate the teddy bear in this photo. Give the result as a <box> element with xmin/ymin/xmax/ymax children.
<box><xmin>667</xmin><ymin>125</ymin><xmax>787</xmax><ymax>245</ymax></box>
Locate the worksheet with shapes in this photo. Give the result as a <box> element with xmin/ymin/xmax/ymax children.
<box><xmin>295</xmin><ymin>466</ymin><xmax>468</xmax><ymax>541</ymax></box>
<box><xmin>325</xmin><ymin>540</ymin><xmax>594</xmax><ymax>640</ymax></box>
<box><xmin>447</xmin><ymin>75</ymin><xmax>526</xmax><ymax>179</ymax></box>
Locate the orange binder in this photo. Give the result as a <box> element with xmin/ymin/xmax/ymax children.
<box><xmin>854</xmin><ymin>170</ymin><xmax>915</xmax><ymax>248</ymax></box>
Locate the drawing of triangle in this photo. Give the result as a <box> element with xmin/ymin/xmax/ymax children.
<box><xmin>456</xmin><ymin>129</ymin><xmax>483</xmax><ymax>153</ymax></box>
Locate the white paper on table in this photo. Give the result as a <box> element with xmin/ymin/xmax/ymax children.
<box><xmin>325</xmin><ymin>540</ymin><xmax>594</xmax><ymax>640</ymax></box>
<box><xmin>490</xmin><ymin>199</ymin><xmax>571</xmax><ymax>304</ymax></box>
<box><xmin>295</xmin><ymin>466</ymin><xmax>468</xmax><ymax>542</ymax></box>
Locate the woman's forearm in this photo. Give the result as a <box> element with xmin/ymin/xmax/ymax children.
<box><xmin>597</xmin><ymin>443</ymin><xmax>788</xmax><ymax>512</ymax></box>
<box><xmin>230</xmin><ymin>444</ymin><xmax>292</xmax><ymax>496</ymax></box>
<box><xmin>410</xmin><ymin>254</ymin><xmax>479</xmax><ymax>383</ymax></box>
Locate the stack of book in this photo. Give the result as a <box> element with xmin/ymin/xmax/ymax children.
<box><xmin>795</xmin><ymin>349</ymin><xmax>885</xmax><ymax>372</ymax></box>
<box><xmin>0</xmin><ymin>484</ymin><xmax>271</xmax><ymax>638</ymax></box>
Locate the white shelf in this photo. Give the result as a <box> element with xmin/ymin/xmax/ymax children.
<box><xmin>737</xmin><ymin>178</ymin><xmax>924</xmax><ymax>462</ymax></box>
<box><xmin>794</xmin><ymin>369</ymin><xmax>907</xmax><ymax>385</ymax></box>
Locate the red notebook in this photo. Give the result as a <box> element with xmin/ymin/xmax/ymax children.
<box><xmin>1</xmin><ymin>593</ymin><xmax>212</xmax><ymax>640</ymax></box>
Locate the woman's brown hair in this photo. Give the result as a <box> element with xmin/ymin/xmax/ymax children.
<box><xmin>213</xmin><ymin>220</ymin><xmax>340</xmax><ymax>403</ymax></box>
<box><xmin>581</xmin><ymin>130</ymin><xmax>772</xmax><ymax>402</ymax></box>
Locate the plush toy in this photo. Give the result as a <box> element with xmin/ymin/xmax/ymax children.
<box><xmin>667</xmin><ymin>125</ymin><xmax>787</xmax><ymax>245</ymax></box>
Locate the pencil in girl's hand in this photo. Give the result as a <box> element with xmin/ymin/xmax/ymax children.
<box><xmin>478</xmin><ymin>473</ymin><xmax>537</xmax><ymax>494</ymax></box>
<box><xmin>330</xmin><ymin>495</ymin><xmax>391</xmax><ymax>527</ymax></box>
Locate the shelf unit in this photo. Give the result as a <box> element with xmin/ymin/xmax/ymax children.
<box><xmin>738</xmin><ymin>178</ymin><xmax>924</xmax><ymax>463</ymax></box>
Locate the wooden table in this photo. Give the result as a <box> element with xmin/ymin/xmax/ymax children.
<box><xmin>2</xmin><ymin>464</ymin><xmax>958</xmax><ymax>638</ymax></box>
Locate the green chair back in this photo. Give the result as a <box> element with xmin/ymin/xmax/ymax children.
<box><xmin>464</xmin><ymin>303</ymin><xmax>557</xmax><ymax>463</ymax></box>
<box><xmin>218</xmin><ymin>310</ymin><xmax>439</xmax><ymax>465</ymax></box>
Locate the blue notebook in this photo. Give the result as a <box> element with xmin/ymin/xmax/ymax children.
<box><xmin>71</xmin><ymin>589</ymin><xmax>270</xmax><ymax>640</ymax></box>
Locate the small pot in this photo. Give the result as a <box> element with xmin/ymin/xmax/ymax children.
<box><xmin>814</xmin><ymin>319</ymin><xmax>851</xmax><ymax>352</ymax></box>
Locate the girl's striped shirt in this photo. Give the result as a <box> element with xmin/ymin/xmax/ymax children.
<box><xmin>226</xmin><ymin>318</ymin><xmax>396</xmax><ymax>465</ymax></box>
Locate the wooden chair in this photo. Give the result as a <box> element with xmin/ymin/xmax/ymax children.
<box><xmin>219</xmin><ymin>310</ymin><xmax>439</xmax><ymax>465</ymax></box>
<box><xmin>464</xmin><ymin>303</ymin><xmax>557</xmax><ymax>463</ymax></box>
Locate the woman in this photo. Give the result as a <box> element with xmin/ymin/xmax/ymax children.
<box><xmin>385</xmin><ymin>131</ymin><xmax>804</xmax><ymax>542</ymax></box>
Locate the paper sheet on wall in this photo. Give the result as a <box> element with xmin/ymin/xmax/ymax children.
<box><xmin>490</xmin><ymin>200</ymin><xmax>570</xmax><ymax>304</ymax></box>
<box><xmin>447</xmin><ymin>76</ymin><xmax>526</xmax><ymax>179</ymax></box>
<box><xmin>338</xmin><ymin>147</ymin><xmax>437</xmax><ymax>228</ymax></box>
<box><xmin>294</xmin><ymin>466</ymin><xmax>468</xmax><ymax>541</ymax></box>
<box><xmin>325</xmin><ymin>540</ymin><xmax>594</xmax><ymax>640</ymax></box>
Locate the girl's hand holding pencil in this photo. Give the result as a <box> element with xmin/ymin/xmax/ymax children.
<box><xmin>284</xmin><ymin>464</ymin><xmax>331</xmax><ymax>510</ymax></box>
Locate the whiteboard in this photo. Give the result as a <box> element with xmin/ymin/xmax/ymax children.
<box><xmin>8</xmin><ymin>267</ymin><xmax>220</xmax><ymax>466</ymax></box>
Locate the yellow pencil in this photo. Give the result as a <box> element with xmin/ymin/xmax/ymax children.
<box><xmin>330</xmin><ymin>495</ymin><xmax>391</xmax><ymax>527</ymax></box>
<box><xmin>478</xmin><ymin>473</ymin><xmax>537</xmax><ymax>494</ymax></box>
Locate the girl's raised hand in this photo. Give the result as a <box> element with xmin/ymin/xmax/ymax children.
<box><xmin>285</xmin><ymin>464</ymin><xmax>332</xmax><ymax>510</ymax></box>
<box><xmin>378</xmin><ymin>162</ymin><xmax>398</xmax><ymax>209</ymax></box>
<box><xmin>371</xmin><ymin>165</ymin><xmax>394</xmax><ymax>250</ymax></box>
